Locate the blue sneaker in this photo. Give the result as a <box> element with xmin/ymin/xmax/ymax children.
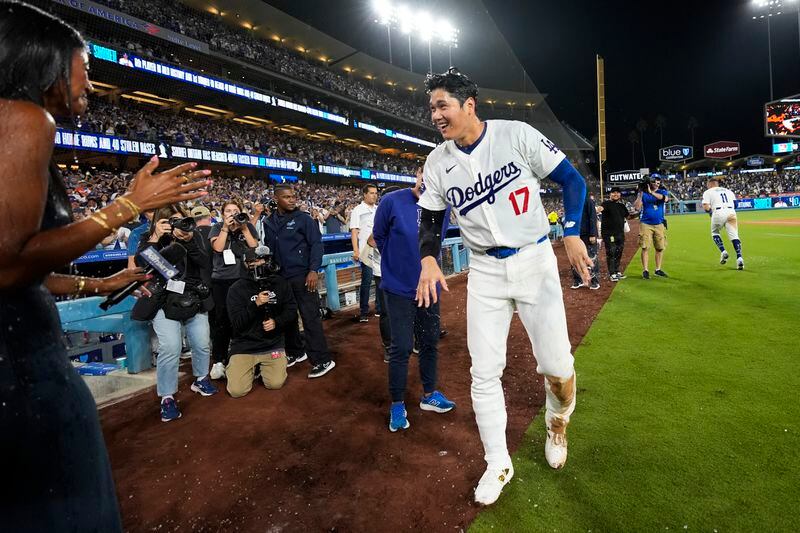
<box><xmin>190</xmin><ymin>376</ymin><xmax>218</xmax><ymax>397</ymax></box>
<box><xmin>389</xmin><ymin>402</ymin><xmax>410</xmax><ymax>432</ymax></box>
<box><xmin>419</xmin><ymin>390</ymin><xmax>456</xmax><ymax>413</ymax></box>
<box><xmin>160</xmin><ymin>397</ymin><xmax>181</xmax><ymax>422</ymax></box>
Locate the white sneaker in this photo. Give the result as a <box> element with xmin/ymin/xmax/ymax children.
<box><xmin>737</xmin><ymin>258</ymin><xmax>744</xmax><ymax>270</ymax></box>
<box><xmin>545</xmin><ymin>429</ymin><xmax>568</xmax><ymax>469</ymax></box>
<box><xmin>720</xmin><ymin>250</ymin><xmax>729</xmax><ymax>264</ymax></box>
<box><xmin>474</xmin><ymin>463</ymin><xmax>514</xmax><ymax>506</ymax></box>
<box><xmin>209</xmin><ymin>362</ymin><xmax>226</xmax><ymax>380</ymax></box>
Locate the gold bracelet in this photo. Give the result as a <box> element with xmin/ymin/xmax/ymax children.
<box><xmin>75</xmin><ymin>276</ymin><xmax>86</xmax><ymax>294</ymax></box>
<box><xmin>116</xmin><ymin>197</ymin><xmax>141</xmax><ymax>219</ymax></box>
<box><xmin>88</xmin><ymin>213</ymin><xmax>112</xmax><ymax>231</ymax></box>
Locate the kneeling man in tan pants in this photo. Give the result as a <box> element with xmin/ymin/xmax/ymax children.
<box><xmin>225</xmin><ymin>247</ymin><xmax>297</xmax><ymax>397</ymax></box>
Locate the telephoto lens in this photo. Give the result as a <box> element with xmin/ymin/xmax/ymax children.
<box><xmin>234</xmin><ymin>212</ymin><xmax>250</xmax><ymax>224</ymax></box>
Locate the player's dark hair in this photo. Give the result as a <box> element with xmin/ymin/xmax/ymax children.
<box><xmin>424</xmin><ymin>67</ymin><xmax>479</xmax><ymax>107</ymax></box>
<box><xmin>273</xmin><ymin>184</ymin><xmax>293</xmax><ymax>194</ymax></box>
<box><xmin>361</xmin><ymin>183</ymin><xmax>377</xmax><ymax>195</ymax></box>
<box><xmin>0</xmin><ymin>1</ymin><xmax>85</xmax><ymax>108</ymax></box>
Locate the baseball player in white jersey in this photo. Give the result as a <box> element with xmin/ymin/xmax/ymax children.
<box><xmin>415</xmin><ymin>68</ymin><xmax>593</xmax><ymax>506</ymax></box>
<box><xmin>702</xmin><ymin>178</ymin><xmax>744</xmax><ymax>269</ymax></box>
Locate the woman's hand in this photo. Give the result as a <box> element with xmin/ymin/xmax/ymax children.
<box><xmin>98</xmin><ymin>267</ymin><xmax>150</xmax><ymax>294</ymax></box>
<box><xmin>150</xmin><ymin>219</ymin><xmax>172</xmax><ymax>241</ymax></box>
<box><xmin>124</xmin><ymin>156</ymin><xmax>211</xmax><ymax>212</ymax></box>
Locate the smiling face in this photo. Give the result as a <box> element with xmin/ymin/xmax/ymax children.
<box><xmin>429</xmin><ymin>88</ymin><xmax>476</xmax><ymax>141</ymax></box>
<box><xmin>43</xmin><ymin>48</ymin><xmax>92</xmax><ymax>118</ymax></box>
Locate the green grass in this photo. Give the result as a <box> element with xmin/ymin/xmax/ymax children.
<box><xmin>471</xmin><ymin>209</ymin><xmax>800</xmax><ymax>533</ymax></box>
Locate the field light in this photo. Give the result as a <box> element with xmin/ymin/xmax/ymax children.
<box><xmin>368</xmin><ymin>1</ymin><xmax>460</xmax><ymax>72</ymax></box>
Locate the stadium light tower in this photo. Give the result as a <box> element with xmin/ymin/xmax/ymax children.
<box><xmin>418</xmin><ymin>11</ymin><xmax>435</xmax><ymax>73</ymax></box>
<box><xmin>373</xmin><ymin>0</ymin><xmax>395</xmax><ymax>64</ymax></box>
<box><xmin>751</xmin><ymin>0</ymin><xmax>779</xmax><ymax>100</ymax></box>
<box><xmin>441</xmin><ymin>20</ymin><xmax>459</xmax><ymax>66</ymax></box>
<box><xmin>398</xmin><ymin>5</ymin><xmax>414</xmax><ymax>71</ymax></box>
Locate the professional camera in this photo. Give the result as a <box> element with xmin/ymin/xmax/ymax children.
<box><xmin>169</xmin><ymin>216</ymin><xmax>196</xmax><ymax>232</ymax></box>
<box><xmin>638</xmin><ymin>177</ymin><xmax>652</xmax><ymax>192</ymax></box>
<box><xmin>244</xmin><ymin>246</ymin><xmax>280</xmax><ymax>289</ymax></box>
<box><xmin>267</xmin><ymin>199</ymin><xmax>278</xmax><ymax>212</ymax></box>
<box><xmin>233</xmin><ymin>212</ymin><xmax>250</xmax><ymax>225</ymax></box>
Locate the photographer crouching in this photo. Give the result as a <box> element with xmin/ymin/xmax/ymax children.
<box><xmin>225</xmin><ymin>247</ymin><xmax>295</xmax><ymax>397</ymax></box>
<box><xmin>131</xmin><ymin>206</ymin><xmax>217</xmax><ymax>422</ymax></box>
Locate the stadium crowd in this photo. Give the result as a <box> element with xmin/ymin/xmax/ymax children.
<box><xmin>76</xmin><ymin>97</ymin><xmax>420</xmax><ymax>175</ymax></box>
<box><xmin>662</xmin><ymin>169</ymin><xmax>800</xmax><ymax>200</ymax></box>
<box><xmin>87</xmin><ymin>0</ymin><xmax>432</xmax><ymax>126</ymax></box>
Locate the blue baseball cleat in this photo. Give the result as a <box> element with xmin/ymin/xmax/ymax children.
<box><xmin>389</xmin><ymin>402</ymin><xmax>410</xmax><ymax>432</ymax></box>
<box><xmin>419</xmin><ymin>390</ymin><xmax>456</xmax><ymax>413</ymax></box>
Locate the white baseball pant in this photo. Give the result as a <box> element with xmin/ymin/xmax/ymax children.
<box><xmin>466</xmin><ymin>239</ymin><xmax>576</xmax><ymax>467</ymax></box>
<box><xmin>711</xmin><ymin>208</ymin><xmax>739</xmax><ymax>241</ymax></box>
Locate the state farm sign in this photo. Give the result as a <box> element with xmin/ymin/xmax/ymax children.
<box><xmin>704</xmin><ymin>141</ymin><xmax>740</xmax><ymax>159</ymax></box>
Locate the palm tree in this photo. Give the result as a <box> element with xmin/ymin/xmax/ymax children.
<box><xmin>636</xmin><ymin>118</ymin><xmax>648</xmax><ymax>167</ymax></box>
<box><xmin>655</xmin><ymin>114</ymin><xmax>667</xmax><ymax>148</ymax></box>
<box><xmin>628</xmin><ymin>130</ymin><xmax>639</xmax><ymax>168</ymax></box>
<box><xmin>688</xmin><ymin>116</ymin><xmax>699</xmax><ymax>151</ymax></box>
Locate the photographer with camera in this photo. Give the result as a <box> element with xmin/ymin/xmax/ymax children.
<box><xmin>323</xmin><ymin>198</ymin><xmax>347</xmax><ymax>235</ymax></box>
<box><xmin>224</xmin><ymin>247</ymin><xmax>296</xmax><ymax>397</ymax></box>
<box><xmin>634</xmin><ymin>177</ymin><xmax>669</xmax><ymax>279</ymax></box>
<box><xmin>208</xmin><ymin>201</ymin><xmax>259</xmax><ymax>378</ymax></box>
<box><xmin>132</xmin><ymin>206</ymin><xmax>218</xmax><ymax>422</ymax></box>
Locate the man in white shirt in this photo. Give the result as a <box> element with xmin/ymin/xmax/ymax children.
<box><xmin>702</xmin><ymin>178</ymin><xmax>744</xmax><ymax>269</ymax></box>
<box><xmin>350</xmin><ymin>184</ymin><xmax>381</xmax><ymax>321</ymax></box>
<box><xmin>416</xmin><ymin>68</ymin><xmax>592</xmax><ymax>506</ymax></box>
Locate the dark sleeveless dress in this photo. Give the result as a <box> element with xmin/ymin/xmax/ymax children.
<box><xmin>0</xmin><ymin>165</ymin><xmax>122</xmax><ymax>531</ymax></box>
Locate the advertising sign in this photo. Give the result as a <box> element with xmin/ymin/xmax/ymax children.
<box><xmin>704</xmin><ymin>141</ymin><xmax>740</xmax><ymax>159</ymax></box>
<box><xmin>659</xmin><ymin>145</ymin><xmax>693</xmax><ymax>162</ymax></box>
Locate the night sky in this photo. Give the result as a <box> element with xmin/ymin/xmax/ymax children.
<box><xmin>268</xmin><ymin>0</ymin><xmax>800</xmax><ymax>172</ymax></box>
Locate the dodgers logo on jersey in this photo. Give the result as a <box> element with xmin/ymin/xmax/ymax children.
<box><xmin>446</xmin><ymin>161</ymin><xmax>522</xmax><ymax>216</ymax></box>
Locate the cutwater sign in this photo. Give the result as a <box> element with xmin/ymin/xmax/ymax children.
<box><xmin>607</xmin><ymin>170</ymin><xmax>642</xmax><ymax>184</ymax></box>
<box><xmin>659</xmin><ymin>145</ymin><xmax>693</xmax><ymax>162</ymax></box>
<box><xmin>746</xmin><ymin>157</ymin><xmax>765</xmax><ymax>167</ymax></box>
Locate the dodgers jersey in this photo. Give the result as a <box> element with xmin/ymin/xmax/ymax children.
<box><xmin>418</xmin><ymin>120</ymin><xmax>566</xmax><ymax>252</ymax></box>
<box><xmin>702</xmin><ymin>187</ymin><xmax>736</xmax><ymax>211</ymax></box>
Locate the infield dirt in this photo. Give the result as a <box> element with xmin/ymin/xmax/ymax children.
<box><xmin>101</xmin><ymin>227</ymin><xmax>639</xmax><ymax>532</ymax></box>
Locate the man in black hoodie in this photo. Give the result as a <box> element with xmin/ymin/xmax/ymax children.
<box><xmin>225</xmin><ymin>248</ymin><xmax>296</xmax><ymax>397</ymax></box>
<box><xmin>263</xmin><ymin>185</ymin><xmax>336</xmax><ymax>379</ymax></box>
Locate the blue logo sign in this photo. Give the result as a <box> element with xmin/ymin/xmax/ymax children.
<box><xmin>660</xmin><ymin>145</ymin><xmax>693</xmax><ymax>162</ymax></box>
<box><xmin>746</xmin><ymin>157</ymin><xmax>764</xmax><ymax>167</ymax></box>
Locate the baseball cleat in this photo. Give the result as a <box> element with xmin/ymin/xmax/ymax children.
<box><xmin>474</xmin><ymin>463</ymin><xmax>514</xmax><ymax>506</ymax></box>
<box><xmin>389</xmin><ymin>402</ymin><xmax>410</xmax><ymax>432</ymax></box>
<box><xmin>654</xmin><ymin>269</ymin><xmax>668</xmax><ymax>277</ymax></box>
<box><xmin>642</xmin><ymin>270</ymin><xmax>650</xmax><ymax>280</ymax></box>
<box><xmin>545</xmin><ymin>429</ymin><xmax>568</xmax><ymax>469</ymax></box>
<box><xmin>570</xmin><ymin>281</ymin><xmax>584</xmax><ymax>289</ymax></box>
<box><xmin>737</xmin><ymin>258</ymin><xmax>744</xmax><ymax>270</ymax></box>
<box><xmin>720</xmin><ymin>250</ymin><xmax>729</xmax><ymax>264</ymax></box>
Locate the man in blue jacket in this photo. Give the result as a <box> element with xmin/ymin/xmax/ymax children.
<box><xmin>263</xmin><ymin>185</ymin><xmax>335</xmax><ymax>379</ymax></box>
<box><xmin>570</xmin><ymin>191</ymin><xmax>600</xmax><ymax>290</ymax></box>
<box><xmin>634</xmin><ymin>179</ymin><xmax>669</xmax><ymax>279</ymax></box>
<box><xmin>373</xmin><ymin>167</ymin><xmax>455</xmax><ymax>432</ymax></box>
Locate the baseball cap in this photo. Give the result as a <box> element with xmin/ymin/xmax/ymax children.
<box><xmin>191</xmin><ymin>206</ymin><xmax>211</xmax><ymax>218</ymax></box>
<box><xmin>610</xmin><ymin>187</ymin><xmax>621</xmax><ymax>193</ymax></box>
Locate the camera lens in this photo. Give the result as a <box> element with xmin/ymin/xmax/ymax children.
<box><xmin>234</xmin><ymin>213</ymin><xmax>250</xmax><ymax>224</ymax></box>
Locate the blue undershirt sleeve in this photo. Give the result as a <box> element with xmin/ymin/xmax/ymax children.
<box><xmin>546</xmin><ymin>158</ymin><xmax>586</xmax><ymax>237</ymax></box>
